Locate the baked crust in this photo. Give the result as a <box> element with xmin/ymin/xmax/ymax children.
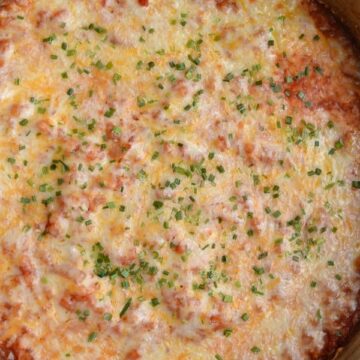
<box><xmin>303</xmin><ymin>4</ymin><xmax>360</xmax><ymax>357</ymax></box>
<box><xmin>0</xmin><ymin>1</ymin><xmax>359</xmax><ymax>359</ymax></box>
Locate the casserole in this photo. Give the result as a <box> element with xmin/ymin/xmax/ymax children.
<box><xmin>0</xmin><ymin>0</ymin><xmax>359</xmax><ymax>359</ymax></box>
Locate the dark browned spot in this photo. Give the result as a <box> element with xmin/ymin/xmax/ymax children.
<box><xmin>215</xmin><ymin>0</ymin><xmax>238</xmax><ymax>12</ymax></box>
<box><xmin>354</xmin><ymin>254</ymin><xmax>360</xmax><ymax>273</ymax></box>
<box><xmin>137</xmin><ymin>0</ymin><xmax>148</xmax><ymax>6</ymax></box>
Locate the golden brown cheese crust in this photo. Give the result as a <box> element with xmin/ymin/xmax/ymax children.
<box><xmin>0</xmin><ymin>0</ymin><xmax>359</xmax><ymax>359</ymax></box>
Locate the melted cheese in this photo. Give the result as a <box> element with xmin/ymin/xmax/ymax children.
<box><xmin>0</xmin><ymin>0</ymin><xmax>359</xmax><ymax>359</ymax></box>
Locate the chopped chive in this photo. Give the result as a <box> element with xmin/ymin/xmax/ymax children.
<box><xmin>19</xmin><ymin>118</ymin><xmax>28</xmax><ymax>126</ymax></box>
<box><xmin>241</xmin><ymin>313</ymin><xmax>249</xmax><ymax>321</ymax></box>
<box><xmin>216</xmin><ymin>165</ymin><xmax>225</xmax><ymax>173</ymax></box>
<box><xmin>119</xmin><ymin>298</ymin><xmax>132</xmax><ymax>318</ymax></box>
<box><xmin>103</xmin><ymin>312</ymin><xmax>112</xmax><ymax>321</ymax></box>
<box><xmin>150</xmin><ymin>298</ymin><xmax>160</xmax><ymax>307</ymax></box>
<box><xmin>285</xmin><ymin>116</ymin><xmax>292</xmax><ymax>125</ymax></box>
<box><xmin>104</xmin><ymin>107</ymin><xmax>115</xmax><ymax>118</ymax></box>
<box><xmin>251</xmin><ymin>346</ymin><xmax>261</xmax><ymax>353</ymax></box>
<box><xmin>352</xmin><ymin>181</ymin><xmax>360</xmax><ymax>189</ymax></box>
<box><xmin>223</xmin><ymin>72</ymin><xmax>234</xmax><ymax>82</ymax></box>
<box><xmin>153</xmin><ymin>200</ymin><xmax>163</xmax><ymax>209</ymax></box>
<box><xmin>87</xmin><ymin>332</ymin><xmax>97</xmax><ymax>342</ymax></box>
